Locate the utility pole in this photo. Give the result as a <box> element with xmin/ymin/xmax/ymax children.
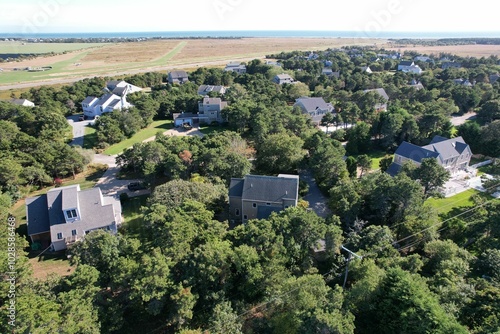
<box><xmin>341</xmin><ymin>245</ymin><xmax>362</xmax><ymax>289</ymax></box>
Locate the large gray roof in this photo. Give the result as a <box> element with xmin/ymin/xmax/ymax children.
<box><xmin>395</xmin><ymin>141</ymin><xmax>440</xmax><ymax>163</ymax></box>
<box><xmin>423</xmin><ymin>136</ymin><xmax>469</xmax><ymax>160</ymax></box>
<box><xmin>82</xmin><ymin>96</ymin><xmax>97</xmax><ymax>105</ymax></box>
<box><xmin>240</xmin><ymin>175</ymin><xmax>299</xmax><ymax>202</ymax></box>
<box><xmin>295</xmin><ymin>97</ymin><xmax>331</xmax><ymax>113</ymax></box>
<box><xmin>399</xmin><ymin>60</ymin><xmax>414</xmax><ymax>66</ymax></box>
<box><xmin>363</xmin><ymin>88</ymin><xmax>389</xmax><ymax>101</ymax></box>
<box><xmin>198</xmin><ymin>85</ymin><xmax>226</xmax><ymax>95</ymax></box>
<box><xmin>169</xmin><ymin>70</ymin><xmax>188</xmax><ymax>79</ymax></box>
<box><xmin>26</xmin><ymin>196</ymin><xmax>50</xmax><ymax>235</ymax></box>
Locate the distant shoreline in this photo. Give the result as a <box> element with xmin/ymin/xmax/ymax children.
<box><xmin>1</xmin><ymin>30</ymin><xmax>500</xmax><ymax>40</ymax></box>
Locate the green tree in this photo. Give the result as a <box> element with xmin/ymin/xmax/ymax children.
<box><xmin>256</xmin><ymin>132</ymin><xmax>306</xmax><ymax>174</ymax></box>
<box><xmin>414</xmin><ymin>158</ymin><xmax>450</xmax><ymax>197</ymax></box>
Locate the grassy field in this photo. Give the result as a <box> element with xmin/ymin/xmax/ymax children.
<box><xmin>426</xmin><ymin>189</ymin><xmax>478</xmax><ymax>214</ymax></box>
<box><xmin>83</xmin><ymin>125</ymin><xmax>98</xmax><ymax>150</ymax></box>
<box><xmin>103</xmin><ymin>119</ymin><xmax>173</xmax><ymax>155</ymax></box>
<box><xmin>351</xmin><ymin>149</ymin><xmax>392</xmax><ymax>171</ymax></box>
<box><xmin>0</xmin><ymin>42</ymin><xmax>109</xmax><ymax>54</ymax></box>
<box><xmin>29</xmin><ymin>252</ymin><xmax>75</xmax><ymax>280</ymax></box>
<box><xmin>120</xmin><ymin>195</ymin><xmax>149</xmax><ymax>239</ymax></box>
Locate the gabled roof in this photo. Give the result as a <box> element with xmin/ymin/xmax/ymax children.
<box><xmin>197</xmin><ymin>85</ymin><xmax>226</xmax><ymax>95</ymax></box>
<box><xmin>363</xmin><ymin>88</ymin><xmax>389</xmax><ymax>101</ymax></box>
<box><xmin>399</xmin><ymin>60</ymin><xmax>414</xmax><ymax>66</ymax></box>
<box><xmin>489</xmin><ymin>74</ymin><xmax>499</xmax><ymax>84</ymax></box>
<box><xmin>294</xmin><ymin>97</ymin><xmax>332</xmax><ymax>113</ymax></box>
<box><xmin>233</xmin><ymin>175</ymin><xmax>299</xmax><ymax>203</ymax></box>
<box><xmin>395</xmin><ymin>141</ymin><xmax>440</xmax><ymax>163</ymax></box>
<box><xmin>275</xmin><ymin>73</ymin><xmax>293</xmax><ymax>80</ymax></box>
<box><xmin>169</xmin><ymin>70</ymin><xmax>188</xmax><ymax>79</ymax></box>
<box><xmin>423</xmin><ymin>136</ymin><xmax>469</xmax><ymax>160</ymax></box>
<box><xmin>82</xmin><ymin>96</ymin><xmax>98</xmax><ymax>105</ymax></box>
<box><xmin>26</xmin><ymin>195</ymin><xmax>50</xmax><ymax>235</ymax></box>
<box><xmin>386</xmin><ymin>162</ymin><xmax>403</xmax><ymax>177</ymax></box>
<box><xmin>10</xmin><ymin>98</ymin><xmax>35</xmax><ymax>107</ymax></box>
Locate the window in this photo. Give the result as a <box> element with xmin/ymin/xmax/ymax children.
<box><xmin>57</xmin><ymin>232</ymin><xmax>63</xmax><ymax>240</ymax></box>
<box><xmin>252</xmin><ymin>203</ymin><xmax>257</xmax><ymax>208</ymax></box>
<box><xmin>243</xmin><ymin>215</ymin><xmax>248</xmax><ymax>220</ymax></box>
<box><xmin>285</xmin><ymin>205</ymin><xmax>289</xmax><ymax>209</ymax></box>
<box><xmin>235</xmin><ymin>209</ymin><xmax>240</xmax><ymax>216</ymax></box>
<box><xmin>71</xmin><ymin>230</ymin><xmax>77</xmax><ymax>236</ymax></box>
<box><xmin>66</xmin><ymin>209</ymin><xmax>77</xmax><ymax>219</ymax></box>
<box><xmin>266</xmin><ymin>203</ymin><xmax>271</xmax><ymax>206</ymax></box>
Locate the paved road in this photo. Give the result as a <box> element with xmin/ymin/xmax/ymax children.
<box><xmin>451</xmin><ymin>112</ymin><xmax>477</xmax><ymax>126</ymax></box>
<box><xmin>299</xmin><ymin>170</ymin><xmax>331</xmax><ymax>218</ymax></box>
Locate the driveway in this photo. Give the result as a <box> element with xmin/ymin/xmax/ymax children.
<box><xmin>67</xmin><ymin>115</ymin><xmax>92</xmax><ymax>147</ymax></box>
<box><xmin>299</xmin><ymin>170</ymin><xmax>331</xmax><ymax>218</ymax></box>
<box><xmin>450</xmin><ymin>112</ymin><xmax>477</xmax><ymax>126</ymax></box>
<box><xmin>66</xmin><ymin>117</ymin><xmax>150</xmax><ymax>197</ymax></box>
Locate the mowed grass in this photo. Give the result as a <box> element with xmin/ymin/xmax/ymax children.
<box><xmin>0</xmin><ymin>42</ymin><xmax>109</xmax><ymax>54</ymax></box>
<box><xmin>29</xmin><ymin>252</ymin><xmax>75</xmax><ymax>280</ymax></box>
<box><xmin>83</xmin><ymin>125</ymin><xmax>98</xmax><ymax>150</ymax></box>
<box><xmin>351</xmin><ymin>149</ymin><xmax>392</xmax><ymax>170</ymax></box>
<box><xmin>120</xmin><ymin>195</ymin><xmax>149</xmax><ymax>239</ymax></box>
<box><xmin>103</xmin><ymin>119</ymin><xmax>173</xmax><ymax>155</ymax></box>
<box><xmin>426</xmin><ymin>189</ymin><xmax>478</xmax><ymax>214</ymax></box>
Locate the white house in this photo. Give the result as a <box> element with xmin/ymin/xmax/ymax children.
<box><xmin>105</xmin><ymin>80</ymin><xmax>142</xmax><ymax>96</ymax></box>
<box><xmin>398</xmin><ymin>61</ymin><xmax>423</xmax><ymax>74</ymax></box>
<box><xmin>197</xmin><ymin>85</ymin><xmax>227</xmax><ymax>95</ymax></box>
<box><xmin>82</xmin><ymin>93</ymin><xmax>132</xmax><ymax>119</ymax></box>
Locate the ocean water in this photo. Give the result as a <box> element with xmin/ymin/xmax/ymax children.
<box><xmin>1</xmin><ymin>30</ymin><xmax>499</xmax><ymax>39</ymax></box>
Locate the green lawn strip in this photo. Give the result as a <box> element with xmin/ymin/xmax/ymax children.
<box><xmin>104</xmin><ymin>120</ymin><xmax>173</xmax><ymax>155</ymax></box>
<box><xmin>426</xmin><ymin>189</ymin><xmax>478</xmax><ymax>214</ymax></box>
<box><xmin>149</xmin><ymin>41</ymin><xmax>187</xmax><ymax>66</ymax></box>
<box><xmin>83</xmin><ymin>126</ymin><xmax>98</xmax><ymax>150</ymax></box>
<box><xmin>0</xmin><ymin>42</ymin><xmax>109</xmax><ymax>54</ymax></box>
<box><xmin>199</xmin><ymin>124</ymin><xmax>228</xmax><ymax>135</ymax></box>
<box><xmin>120</xmin><ymin>194</ymin><xmax>149</xmax><ymax>239</ymax></box>
<box><xmin>351</xmin><ymin>149</ymin><xmax>391</xmax><ymax>171</ymax></box>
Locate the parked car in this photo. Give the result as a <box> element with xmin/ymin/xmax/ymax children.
<box><xmin>78</xmin><ymin>115</ymin><xmax>85</xmax><ymax>121</ymax></box>
<box><xmin>127</xmin><ymin>182</ymin><xmax>146</xmax><ymax>191</ymax></box>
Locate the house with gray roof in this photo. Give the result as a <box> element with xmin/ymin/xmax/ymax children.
<box><xmin>229</xmin><ymin>174</ymin><xmax>299</xmax><ymax>223</ymax></box>
<box><xmin>408</xmin><ymin>79</ymin><xmax>425</xmax><ymax>90</ymax></box>
<box><xmin>442</xmin><ymin>62</ymin><xmax>462</xmax><ymax>70</ymax></box>
<box><xmin>398</xmin><ymin>60</ymin><xmax>423</xmax><ymax>74</ymax></box>
<box><xmin>489</xmin><ymin>73</ymin><xmax>500</xmax><ymax>84</ymax></box>
<box><xmin>105</xmin><ymin>80</ymin><xmax>142</xmax><ymax>96</ymax></box>
<box><xmin>294</xmin><ymin>97</ymin><xmax>335</xmax><ymax>124</ymax></box>
<box><xmin>198</xmin><ymin>84</ymin><xmax>227</xmax><ymax>96</ymax></box>
<box><xmin>363</xmin><ymin>88</ymin><xmax>389</xmax><ymax>111</ymax></box>
<box><xmin>360</xmin><ymin>66</ymin><xmax>372</xmax><ymax>73</ymax></box>
<box><xmin>387</xmin><ymin>136</ymin><xmax>472</xmax><ymax>177</ymax></box>
<box><xmin>322</xmin><ymin>68</ymin><xmax>340</xmax><ymax>78</ymax></box>
<box><xmin>224</xmin><ymin>62</ymin><xmax>247</xmax><ymax>74</ymax></box>
<box><xmin>198</xmin><ymin>96</ymin><xmax>228</xmax><ymax>123</ymax></box>
<box><xmin>26</xmin><ymin>185</ymin><xmax>122</xmax><ymax>251</ymax></box>
<box><xmin>10</xmin><ymin>98</ymin><xmax>35</xmax><ymax>107</ymax></box>
<box><xmin>168</xmin><ymin>70</ymin><xmax>189</xmax><ymax>85</ymax></box>
<box><xmin>273</xmin><ymin>73</ymin><xmax>295</xmax><ymax>85</ymax></box>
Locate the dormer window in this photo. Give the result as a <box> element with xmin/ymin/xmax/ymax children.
<box><xmin>66</xmin><ymin>209</ymin><xmax>77</xmax><ymax>219</ymax></box>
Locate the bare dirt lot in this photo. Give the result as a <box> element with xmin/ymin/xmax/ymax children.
<box><xmin>386</xmin><ymin>44</ymin><xmax>500</xmax><ymax>57</ymax></box>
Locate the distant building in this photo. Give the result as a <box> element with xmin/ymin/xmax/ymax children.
<box><xmin>229</xmin><ymin>174</ymin><xmax>299</xmax><ymax>223</ymax></box>
<box><xmin>414</xmin><ymin>56</ymin><xmax>433</xmax><ymax>63</ymax></box>
<box><xmin>442</xmin><ymin>62</ymin><xmax>462</xmax><ymax>70</ymax></box>
<box><xmin>387</xmin><ymin>136</ymin><xmax>472</xmax><ymax>177</ymax></box>
<box><xmin>453</xmin><ymin>78</ymin><xmax>473</xmax><ymax>87</ymax></box>
<box><xmin>273</xmin><ymin>73</ymin><xmax>295</xmax><ymax>84</ymax></box>
<box><xmin>26</xmin><ymin>185</ymin><xmax>122</xmax><ymax>251</ymax></box>
<box><xmin>10</xmin><ymin>98</ymin><xmax>35</xmax><ymax>107</ymax></box>
<box><xmin>408</xmin><ymin>79</ymin><xmax>425</xmax><ymax>90</ymax></box>
<box><xmin>360</xmin><ymin>66</ymin><xmax>372</xmax><ymax>73</ymax></box>
<box><xmin>168</xmin><ymin>70</ymin><xmax>189</xmax><ymax>85</ymax></box>
<box><xmin>398</xmin><ymin>61</ymin><xmax>423</xmax><ymax>74</ymax></box>
<box><xmin>224</xmin><ymin>62</ymin><xmax>246</xmax><ymax>74</ymax></box>
<box><xmin>294</xmin><ymin>97</ymin><xmax>335</xmax><ymax>124</ymax></box>
<box><xmin>489</xmin><ymin>73</ymin><xmax>500</xmax><ymax>84</ymax></box>
<box><xmin>322</xmin><ymin>68</ymin><xmax>340</xmax><ymax>78</ymax></box>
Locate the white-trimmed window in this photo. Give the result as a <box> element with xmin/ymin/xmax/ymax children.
<box><xmin>66</xmin><ymin>209</ymin><xmax>77</xmax><ymax>219</ymax></box>
<box><xmin>57</xmin><ymin>232</ymin><xmax>63</xmax><ymax>240</ymax></box>
<box><xmin>71</xmin><ymin>230</ymin><xmax>77</xmax><ymax>236</ymax></box>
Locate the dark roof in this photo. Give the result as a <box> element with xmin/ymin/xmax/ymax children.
<box><xmin>241</xmin><ymin>175</ymin><xmax>299</xmax><ymax>202</ymax></box>
<box><xmin>395</xmin><ymin>141</ymin><xmax>439</xmax><ymax>163</ymax></box>
<box><xmin>82</xmin><ymin>96</ymin><xmax>97</xmax><ymax>105</ymax></box>
<box><xmin>229</xmin><ymin>178</ymin><xmax>245</xmax><ymax>197</ymax></box>
<box><xmin>364</xmin><ymin>88</ymin><xmax>389</xmax><ymax>101</ymax></box>
<box><xmin>112</xmin><ymin>86</ymin><xmax>128</xmax><ymax>96</ymax></box>
<box><xmin>106</xmin><ymin>80</ymin><xmax>121</xmax><ymax>90</ymax></box>
<box><xmin>386</xmin><ymin>162</ymin><xmax>402</xmax><ymax>177</ymax></box>
<box><xmin>257</xmin><ymin>206</ymin><xmax>282</xmax><ymax>219</ymax></box>
<box><xmin>46</xmin><ymin>188</ymin><xmax>65</xmax><ymax>226</ymax></box>
<box><xmin>26</xmin><ymin>195</ymin><xmax>50</xmax><ymax>235</ymax></box>
<box><xmin>295</xmin><ymin>97</ymin><xmax>332</xmax><ymax>113</ymax></box>
<box><xmin>489</xmin><ymin>74</ymin><xmax>499</xmax><ymax>83</ymax></box>
<box><xmin>399</xmin><ymin>60</ymin><xmax>414</xmax><ymax>66</ymax></box>
<box><xmin>169</xmin><ymin>70</ymin><xmax>188</xmax><ymax>79</ymax></box>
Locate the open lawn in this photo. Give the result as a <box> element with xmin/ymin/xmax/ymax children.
<box><xmin>0</xmin><ymin>42</ymin><xmax>109</xmax><ymax>54</ymax></box>
<box><xmin>351</xmin><ymin>149</ymin><xmax>392</xmax><ymax>171</ymax></box>
<box><xmin>29</xmin><ymin>251</ymin><xmax>75</xmax><ymax>280</ymax></box>
<box><xmin>120</xmin><ymin>195</ymin><xmax>149</xmax><ymax>239</ymax></box>
<box><xmin>83</xmin><ymin>125</ymin><xmax>98</xmax><ymax>150</ymax></box>
<box><xmin>103</xmin><ymin>119</ymin><xmax>173</xmax><ymax>155</ymax></box>
<box><xmin>426</xmin><ymin>189</ymin><xmax>478</xmax><ymax>214</ymax></box>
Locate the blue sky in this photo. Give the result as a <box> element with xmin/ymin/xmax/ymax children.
<box><xmin>0</xmin><ymin>0</ymin><xmax>497</xmax><ymax>33</ymax></box>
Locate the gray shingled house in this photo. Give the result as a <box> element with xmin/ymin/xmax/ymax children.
<box><xmin>273</xmin><ymin>73</ymin><xmax>295</xmax><ymax>85</ymax></box>
<box><xmin>387</xmin><ymin>136</ymin><xmax>472</xmax><ymax>176</ymax></box>
<box><xmin>363</xmin><ymin>88</ymin><xmax>390</xmax><ymax>111</ymax></box>
<box><xmin>294</xmin><ymin>97</ymin><xmax>335</xmax><ymax>125</ymax></box>
<box><xmin>229</xmin><ymin>174</ymin><xmax>299</xmax><ymax>223</ymax></box>
<box><xmin>168</xmin><ymin>70</ymin><xmax>189</xmax><ymax>85</ymax></box>
<box><xmin>26</xmin><ymin>185</ymin><xmax>122</xmax><ymax>251</ymax></box>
